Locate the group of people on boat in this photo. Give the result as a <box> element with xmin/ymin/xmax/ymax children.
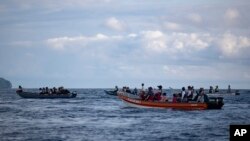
<box><xmin>172</xmin><ymin>86</ymin><xmax>195</xmax><ymax>103</ymax></box>
<box><xmin>39</xmin><ymin>86</ymin><xmax>70</xmax><ymax>95</ymax></box>
<box><xmin>138</xmin><ymin>85</ymin><xmax>168</xmax><ymax>102</ymax></box>
<box><xmin>120</xmin><ymin>83</ymin><xmax>210</xmax><ymax>103</ymax></box>
<box><xmin>170</xmin><ymin>86</ymin><xmax>208</xmax><ymax>103</ymax></box>
<box><xmin>209</xmin><ymin>85</ymin><xmax>219</xmax><ymax>93</ymax></box>
<box><xmin>208</xmin><ymin>85</ymin><xmax>235</xmax><ymax>94</ymax></box>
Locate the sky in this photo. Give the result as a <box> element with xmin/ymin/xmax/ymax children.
<box><xmin>0</xmin><ymin>0</ymin><xmax>250</xmax><ymax>89</ymax></box>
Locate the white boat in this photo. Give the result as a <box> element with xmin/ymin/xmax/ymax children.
<box><xmin>207</xmin><ymin>91</ymin><xmax>240</xmax><ymax>97</ymax></box>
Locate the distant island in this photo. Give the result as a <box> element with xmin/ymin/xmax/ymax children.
<box><xmin>0</xmin><ymin>77</ymin><xmax>12</xmax><ymax>89</ymax></box>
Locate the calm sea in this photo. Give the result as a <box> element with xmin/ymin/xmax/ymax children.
<box><xmin>0</xmin><ymin>89</ymin><xmax>250</xmax><ymax>141</ymax></box>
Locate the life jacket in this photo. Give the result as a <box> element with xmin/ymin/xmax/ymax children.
<box><xmin>172</xmin><ymin>97</ymin><xmax>177</xmax><ymax>103</ymax></box>
<box><xmin>140</xmin><ymin>91</ymin><xmax>146</xmax><ymax>100</ymax></box>
<box><xmin>154</xmin><ymin>92</ymin><xmax>162</xmax><ymax>101</ymax></box>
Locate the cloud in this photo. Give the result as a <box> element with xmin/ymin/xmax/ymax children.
<box><xmin>46</xmin><ymin>33</ymin><xmax>120</xmax><ymax>50</ymax></box>
<box><xmin>127</xmin><ymin>33</ymin><xmax>137</xmax><ymax>38</ymax></box>
<box><xmin>188</xmin><ymin>13</ymin><xmax>202</xmax><ymax>23</ymax></box>
<box><xmin>163</xmin><ymin>22</ymin><xmax>181</xmax><ymax>30</ymax></box>
<box><xmin>141</xmin><ymin>30</ymin><xmax>167</xmax><ymax>53</ymax></box>
<box><xmin>218</xmin><ymin>32</ymin><xmax>250</xmax><ymax>57</ymax></box>
<box><xmin>141</xmin><ymin>31</ymin><xmax>211</xmax><ymax>53</ymax></box>
<box><xmin>46</xmin><ymin>31</ymin><xmax>250</xmax><ymax>61</ymax></box>
<box><xmin>105</xmin><ymin>17</ymin><xmax>125</xmax><ymax>31</ymax></box>
<box><xmin>225</xmin><ymin>8</ymin><xmax>239</xmax><ymax>21</ymax></box>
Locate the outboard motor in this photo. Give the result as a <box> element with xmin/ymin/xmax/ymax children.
<box><xmin>207</xmin><ymin>97</ymin><xmax>224</xmax><ymax>109</ymax></box>
<box><xmin>71</xmin><ymin>91</ymin><xmax>77</xmax><ymax>98</ymax></box>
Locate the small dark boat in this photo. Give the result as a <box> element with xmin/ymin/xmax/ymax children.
<box><xmin>104</xmin><ymin>90</ymin><xmax>118</xmax><ymax>96</ymax></box>
<box><xmin>16</xmin><ymin>91</ymin><xmax>77</xmax><ymax>98</ymax></box>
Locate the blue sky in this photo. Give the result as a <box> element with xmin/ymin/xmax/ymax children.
<box><xmin>0</xmin><ymin>0</ymin><xmax>250</xmax><ymax>89</ymax></box>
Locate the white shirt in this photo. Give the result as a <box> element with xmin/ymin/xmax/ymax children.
<box><xmin>182</xmin><ymin>91</ymin><xmax>186</xmax><ymax>99</ymax></box>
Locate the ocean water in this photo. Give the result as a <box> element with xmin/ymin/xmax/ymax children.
<box><xmin>0</xmin><ymin>89</ymin><xmax>250</xmax><ymax>141</ymax></box>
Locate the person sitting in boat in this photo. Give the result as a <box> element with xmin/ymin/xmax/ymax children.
<box><xmin>194</xmin><ymin>88</ymin><xmax>209</xmax><ymax>103</ymax></box>
<box><xmin>160</xmin><ymin>93</ymin><xmax>168</xmax><ymax>102</ymax></box>
<box><xmin>139</xmin><ymin>90</ymin><xmax>146</xmax><ymax>100</ymax></box>
<box><xmin>16</xmin><ymin>85</ymin><xmax>23</xmax><ymax>93</ymax></box>
<box><xmin>154</xmin><ymin>85</ymin><xmax>163</xmax><ymax>101</ymax></box>
<box><xmin>45</xmin><ymin>87</ymin><xmax>49</xmax><ymax>94</ymax></box>
<box><xmin>146</xmin><ymin>87</ymin><xmax>154</xmax><ymax>101</ymax></box>
<box><xmin>172</xmin><ymin>94</ymin><xmax>177</xmax><ymax>103</ymax></box>
<box><xmin>132</xmin><ymin>87</ymin><xmax>138</xmax><ymax>95</ymax></box>
<box><xmin>52</xmin><ymin>87</ymin><xmax>57</xmax><ymax>94</ymax></box>
<box><xmin>39</xmin><ymin>88</ymin><xmax>42</xmax><ymax>93</ymax></box>
<box><xmin>176</xmin><ymin>93</ymin><xmax>181</xmax><ymax>102</ymax></box>
<box><xmin>125</xmin><ymin>87</ymin><xmax>132</xmax><ymax>93</ymax></box>
<box><xmin>59</xmin><ymin>87</ymin><xmax>70</xmax><ymax>94</ymax></box>
<box><xmin>40</xmin><ymin>87</ymin><xmax>45</xmax><ymax>94</ymax></box>
<box><xmin>209</xmin><ymin>86</ymin><xmax>213</xmax><ymax>93</ymax></box>
<box><xmin>214</xmin><ymin>85</ymin><xmax>219</xmax><ymax>93</ymax></box>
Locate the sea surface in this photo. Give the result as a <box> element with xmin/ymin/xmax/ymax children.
<box><xmin>0</xmin><ymin>89</ymin><xmax>250</xmax><ymax>141</ymax></box>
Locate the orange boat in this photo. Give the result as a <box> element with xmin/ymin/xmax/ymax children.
<box><xmin>117</xmin><ymin>92</ymin><xmax>224</xmax><ymax>110</ymax></box>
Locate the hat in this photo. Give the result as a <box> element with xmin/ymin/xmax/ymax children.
<box><xmin>157</xmin><ymin>85</ymin><xmax>162</xmax><ymax>89</ymax></box>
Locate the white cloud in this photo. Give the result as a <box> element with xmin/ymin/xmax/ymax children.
<box><xmin>141</xmin><ymin>30</ymin><xmax>167</xmax><ymax>52</ymax></box>
<box><xmin>225</xmin><ymin>8</ymin><xmax>239</xmax><ymax>21</ymax></box>
<box><xmin>188</xmin><ymin>13</ymin><xmax>202</xmax><ymax>23</ymax></box>
<box><xmin>163</xmin><ymin>22</ymin><xmax>181</xmax><ymax>30</ymax></box>
<box><xmin>141</xmin><ymin>31</ymin><xmax>211</xmax><ymax>53</ymax></box>
<box><xmin>218</xmin><ymin>32</ymin><xmax>250</xmax><ymax>57</ymax></box>
<box><xmin>105</xmin><ymin>17</ymin><xmax>125</xmax><ymax>31</ymax></box>
<box><xmin>128</xmin><ymin>33</ymin><xmax>137</xmax><ymax>38</ymax></box>
<box><xmin>46</xmin><ymin>33</ymin><xmax>121</xmax><ymax>50</ymax></box>
<box><xmin>45</xmin><ymin>31</ymin><xmax>250</xmax><ymax>60</ymax></box>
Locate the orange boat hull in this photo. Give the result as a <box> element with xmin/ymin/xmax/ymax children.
<box><xmin>118</xmin><ymin>92</ymin><xmax>208</xmax><ymax>110</ymax></box>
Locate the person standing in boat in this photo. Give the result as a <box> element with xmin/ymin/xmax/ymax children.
<box><xmin>227</xmin><ymin>85</ymin><xmax>231</xmax><ymax>93</ymax></box>
<box><xmin>214</xmin><ymin>85</ymin><xmax>219</xmax><ymax>93</ymax></box>
<box><xmin>187</xmin><ymin>86</ymin><xmax>193</xmax><ymax>101</ymax></box>
<box><xmin>16</xmin><ymin>85</ymin><xmax>23</xmax><ymax>93</ymax></box>
<box><xmin>114</xmin><ymin>86</ymin><xmax>118</xmax><ymax>92</ymax></box>
<box><xmin>141</xmin><ymin>83</ymin><xmax>144</xmax><ymax>91</ymax></box>
<box><xmin>181</xmin><ymin>87</ymin><xmax>188</xmax><ymax>102</ymax></box>
<box><xmin>209</xmin><ymin>86</ymin><xmax>213</xmax><ymax>93</ymax></box>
